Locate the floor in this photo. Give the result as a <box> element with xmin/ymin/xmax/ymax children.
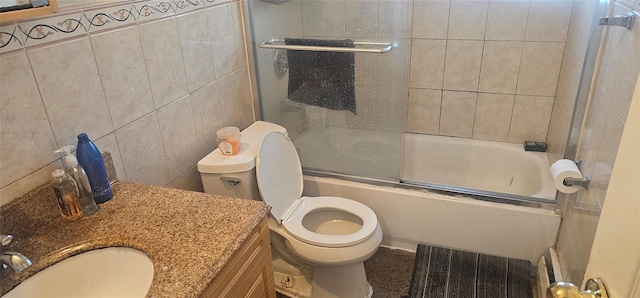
<box><xmin>276</xmin><ymin>246</ymin><xmax>416</xmax><ymax>298</ymax></box>
<box><xmin>275</xmin><ymin>245</ymin><xmax>536</xmax><ymax>298</ymax></box>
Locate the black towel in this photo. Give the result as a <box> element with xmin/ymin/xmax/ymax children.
<box><xmin>285</xmin><ymin>38</ymin><xmax>356</xmax><ymax>114</ymax></box>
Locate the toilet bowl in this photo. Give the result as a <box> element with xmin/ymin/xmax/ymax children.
<box><xmin>198</xmin><ymin>122</ymin><xmax>382</xmax><ymax>298</ymax></box>
<box><xmin>257</xmin><ymin>130</ymin><xmax>382</xmax><ymax>297</ymax></box>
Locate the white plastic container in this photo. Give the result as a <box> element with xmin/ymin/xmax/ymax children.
<box><xmin>216</xmin><ymin>126</ymin><xmax>241</xmax><ymax>156</ymax></box>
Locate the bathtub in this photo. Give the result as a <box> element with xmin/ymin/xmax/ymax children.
<box><xmin>294</xmin><ymin>128</ymin><xmax>556</xmax><ymax>200</ymax></box>
<box><xmin>302</xmin><ymin>175</ymin><xmax>560</xmax><ymax>263</ymax></box>
<box><xmin>403</xmin><ymin>133</ymin><xmax>557</xmax><ymax>200</ymax></box>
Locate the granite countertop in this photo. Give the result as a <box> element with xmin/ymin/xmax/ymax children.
<box><xmin>0</xmin><ymin>181</ymin><xmax>270</xmax><ymax>297</ymax></box>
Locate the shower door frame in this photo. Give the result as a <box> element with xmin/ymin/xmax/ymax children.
<box><xmin>240</xmin><ymin>0</ymin><xmax>604</xmax><ymax>210</ymax></box>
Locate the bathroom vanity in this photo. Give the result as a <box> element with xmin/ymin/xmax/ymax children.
<box><xmin>0</xmin><ymin>181</ymin><xmax>274</xmax><ymax>298</ymax></box>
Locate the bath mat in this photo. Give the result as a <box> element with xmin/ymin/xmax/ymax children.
<box><xmin>407</xmin><ymin>245</ymin><xmax>535</xmax><ymax>298</ymax></box>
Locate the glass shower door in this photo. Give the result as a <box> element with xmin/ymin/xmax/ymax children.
<box><xmin>248</xmin><ymin>0</ymin><xmax>410</xmax><ymax>181</ymax></box>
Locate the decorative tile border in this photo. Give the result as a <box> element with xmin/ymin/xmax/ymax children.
<box><xmin>0</xmin><ymin>24</ymin><xmax>24</xmax><ymax>54</ymax></box>
<box><xmin>85</xmin><ymin>4</ymin><xmax>138</xmax><ymax>33</ymax></box>
<box><xmin>18</xmin><ymin>12</ymin><xmax>87</xmax><ymax>48</ymax></box>
<box><xmin>172</xmin><ymin>0</ymin><xmax>204</xmax><ymax>14</ymax></box>
<box><xmin>0</xmin><ymin>0</ymin><xmax>237</xmax><ymax>52</ymax></box>
<box><xmin>134</xmin><ymin>1</ymin><xmax>175</xmax><ymax>22</ymax></box>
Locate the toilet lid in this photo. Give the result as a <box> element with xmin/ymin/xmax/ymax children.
<box><xmin>256</xmin><ymin>131</ymin><xmax>304</xmax><ymax>223</ymax></box>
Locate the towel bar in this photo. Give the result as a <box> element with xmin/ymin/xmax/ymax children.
<box><xmin>259</xmin><ymin>38</ymin><xmax>394</xmax><ymax>53</ymax></box>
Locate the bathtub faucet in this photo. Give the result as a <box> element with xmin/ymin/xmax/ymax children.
<box><xmin>1</xmin><ymin>234</ymin><xmax>32</xmax><ymax>280</ymax></box>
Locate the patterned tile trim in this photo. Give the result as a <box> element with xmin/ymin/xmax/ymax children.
<box><xmin>0</xmin><ymin>24</ymin><xmax>24</xmax><ymax>54</ymax></box>
<box><xmin>0</xmin><ymin>0</ymin><xmax>236</xmax><ymax>51</ymax></box>
<box><xmin>85</xmin><ymin>4</ymin><xmax>138</xmax><ymax>33</ymax></box>
<box><xmin>134</xmin><ymin>1</ymin><xmax>175</xmax><ymax>22</ymax></box>
<box><xmin>172</xmin><ymin>0</ymin><xmax>204</xmax><ymax>14</ymax></box>
<box><xmin>18</xmin><ymin>13</ymin><xmax>87</xmax><ymax>47</ymax></box>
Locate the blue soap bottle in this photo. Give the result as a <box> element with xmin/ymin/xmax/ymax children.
<box><xmin>76</xmin><ymin>133</ymin><xmax>113</xmax><ymax>203</ymax></box>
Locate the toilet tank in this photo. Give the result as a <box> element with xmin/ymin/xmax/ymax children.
<box><xmin>197</xmin><ymin>121</ymin><xmax>287</xmax><ymax>201</ymax></box>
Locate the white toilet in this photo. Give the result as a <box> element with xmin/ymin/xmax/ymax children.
<box><xmin>198</xmin><ymin>121</ymin><xmax>383</xmax><ymax>298</ymax></box>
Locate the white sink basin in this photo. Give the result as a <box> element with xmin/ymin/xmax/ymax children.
<box><xmin>4</xmin><ymin>247</ymin><xmax>154</xmax><ymax>298</ymax></box>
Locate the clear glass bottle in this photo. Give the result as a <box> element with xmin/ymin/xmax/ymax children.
<box><xmin>51</xmin><ymin>169</ymin><xmax>83</xmax><ymax>221</ymax></box>
<box><xmin>56</xmin><ymin>145</ymin><xmax>99</xmax><ymax>216</ymax></box>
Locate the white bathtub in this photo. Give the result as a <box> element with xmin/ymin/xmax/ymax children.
<box><xmin>403</xmin><ymin>133</ymin><xmax>556</xmax><ymax>199</ymax></box>
<box><xmin>302</xmin><ymin>175</ymin><xmax>560</xmax><ymax>263</ymax></box>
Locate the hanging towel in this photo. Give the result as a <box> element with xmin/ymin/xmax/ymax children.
<box><xmin>285</xmin><ymin>38</ymin><xmax>356</xmax><ymax>114</ymax></box>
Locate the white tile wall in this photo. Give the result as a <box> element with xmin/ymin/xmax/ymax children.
<box><xmin>157</xmin><ymin>97</ymin><xmax>201</xmax><ymax>181</ymax></box>
<box><xmin>440</xmin><ymin>91</ymin><xmax>477</xmax><ymax>137</ymax></box>
<box><xmin>447</xmin><ymin>0</ymin><xmax>489</xmax><ymax>40</ymax></box>
<box><xmin>485</xmin><ymin>0</ymin><xmax>529</xmax><ymax>41</ymax></box>
<box><xmin>346</xmin><ymin>1</ymin><xmax>378</xmax><ymax>38</ymax></box>
<box><xmin>407</xmin><ymin>0</ymin><xmax>571</xmax><ymax>144</ymax></box>
<box><xmin>115</xmin><ymin>112</ymin><xmax>171</xmax><ymax>187</ymax></box>
<box><xmin>478</xmin><ymin>41</ymin><xmax>523</xmax><ymax>94</ymax></box>
<box><xmin>410</xmin><ymin>39</ymin><xmax>446</xmax><ymax>89</ymax></box>
<box><xmin>138</xmin><ymin>17</ymin><xmax>189</xmax><ymax>109</ymax></box>
<box><xmin>91</xmin><ymin>26</ymin><xmax>155</xmax><ymax>130</ymax></box>
<box><xmin>412</xmin><ymin>0</ymin><xmax>449</xmax><ymax>39</ymax></box>
<box><xmin>508</xmin><ymin>95</ymin><xmax>554</xmax><ymax>143</ymax></box>
<box><xmin>473</xmin><ymin>93</ymin><xmax>514</xmax><ymax>142</ymax></box>
<box><xmin>516</xmin><ymin>42</ymin><xmax>565</xmax><ymax>96</ymax></box>
<box><xmin>443</xmin><ymin>40</ymin><xmax>484</xmax><ymax>92</ymax></box>
<box><xmin>177</xmin><ymin>9</ymin><xmax>217</xmax><ymax>92</ymax></box>
<box><xmin>0</xmin><ymin>53</ymin><xmax>58</xmax><ymax>188</ymax></box>
<box><xmin>524</xmin><ymin>1</ymin><xmax>573</xmax><ymax>42</ymax></box>
<box><xmin>407</xmin><ymin>89</ymin><xmax>442</xmax><ymax>135</ymax></box>
<box><xmin>28</xmin><ymin>38</ymin><xmax>114</xmax><ymax>147</ymax></box>
<box><xmin>0</xmin><ymin>1</ymin><xmax>253</xmax><ymax>205</ymax></box>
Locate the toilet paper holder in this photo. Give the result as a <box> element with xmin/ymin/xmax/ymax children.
<box><xmin>563</xmin><ymin>159</ymin><xmax>590</xmax><ymax>190</ymax></box>
<box><xmin>563</xmin><ymin>177</ymin><xmax>590</xmax><ymax>190</ymax></box>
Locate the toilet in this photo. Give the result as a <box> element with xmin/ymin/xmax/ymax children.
<box><xmin>198</xmin><ymin>121</ymin><xmax>383</xmax><ymax>298</ymax></box>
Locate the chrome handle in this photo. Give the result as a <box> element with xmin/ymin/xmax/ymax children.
<box><xmin>547</xmin><ymin>278</ymin><xmax>608</xmax><ymax>298</ymax></box>
<box><xmin>220</xmin><ymin>177</ymin><xmax>241</xmax><ymax>186</ymax></box>
<box><xmin>599</xmin><ymin>11</ymin><xmax>635</xmax><ymax>30</ymax></box>
<box><xmin>563</xmin><ymin>177</ymin><xmax>591</xmax><ymax>190</ymax></box>
<box><xmin>259</xmin><ymin>38</ymin><xmax>395</xmax><ymax>53</ymax></box>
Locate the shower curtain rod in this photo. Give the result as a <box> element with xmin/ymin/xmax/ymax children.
<box><xmin>259</xmin><ymin>38</ymin><xmax>394</xmax><ymax>53</ymax></box>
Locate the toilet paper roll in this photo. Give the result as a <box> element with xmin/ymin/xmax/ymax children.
<box><xmin>550</xmin><ymin>159</ymin><xmax>583</xmax><ymax>194</ymax></box>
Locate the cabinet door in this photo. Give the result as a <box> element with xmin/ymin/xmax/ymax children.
<box><xmin>202</xmin><ymin>217</ymin><xmax>275</xmax><ymax>298</ymax></box>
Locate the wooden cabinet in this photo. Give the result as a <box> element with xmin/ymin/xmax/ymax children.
<box><xmin>0</xmin><ymin>0</ymin><xmax>58</xmax><ymax>23</ymax></box>
<box><xmin>202</xmin><ymin>217</ymin><xmax>276</xmax><ymax>298</ymax></box>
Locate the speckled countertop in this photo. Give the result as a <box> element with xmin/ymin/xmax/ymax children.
<box><xmin>0</xmin><ymin>181</ymin><xmax>270</xmax><ymax>297</ymax></box>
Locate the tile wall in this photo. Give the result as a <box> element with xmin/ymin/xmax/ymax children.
<box><xmin>270</xmin><ymin>0</ymin><xmax>572</xmax><ymax>144</ymax></box>
<box><xmin>554</xmin><ymin>1</ymin><xmax>640</xmax><ymax>285</ymax></box>
<box><xmin>407</xmin><ymin>0</ymin><xmax>571</xmax><ymax>143</ymax></box>
<box><xmin>0</xmin><ymin>0</ymin><xmax>253</xmax><ymax>205</ymax></box>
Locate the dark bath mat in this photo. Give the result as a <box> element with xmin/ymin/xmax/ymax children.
<box><xmin>407</xmin><ymin>244</ymin><xmax>535</xmax><ymax>298</ymax></box>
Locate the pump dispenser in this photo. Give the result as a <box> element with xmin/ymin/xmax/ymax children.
<box><xmin>51</xmin><ymin>169</ymin><xmax>83</xmax><ymax>221</ymax></box>
<box><xmin>55</xmin><ymin>145</ymin><xmax>99</xmax><ymax>216</ymax></box>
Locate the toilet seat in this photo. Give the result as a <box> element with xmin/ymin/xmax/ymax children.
<box><xmin>256</xmin><ymin>131</ymin><xmax>379</xmax><ymax>248</ymax></box>
<box><xmin>282</xmin><ymin>196</ymin><xmax>378</xmax><ymax>248</ymax></box>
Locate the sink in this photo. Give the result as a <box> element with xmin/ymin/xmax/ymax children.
<box><xmin>4</xmin><ymin>247</ymin><xmax>154</xmax><ymax>298</ymax></box>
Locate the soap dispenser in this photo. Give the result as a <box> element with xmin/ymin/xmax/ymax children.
<box><xmin>51</xmin><ymin>169</ymin><xmax>83</xmax><ymax>221</ymax></box>
<box><xmin>55</xmin><ymin>145</ymin><xmax>99</xmax><ymax>216</ymax></box>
